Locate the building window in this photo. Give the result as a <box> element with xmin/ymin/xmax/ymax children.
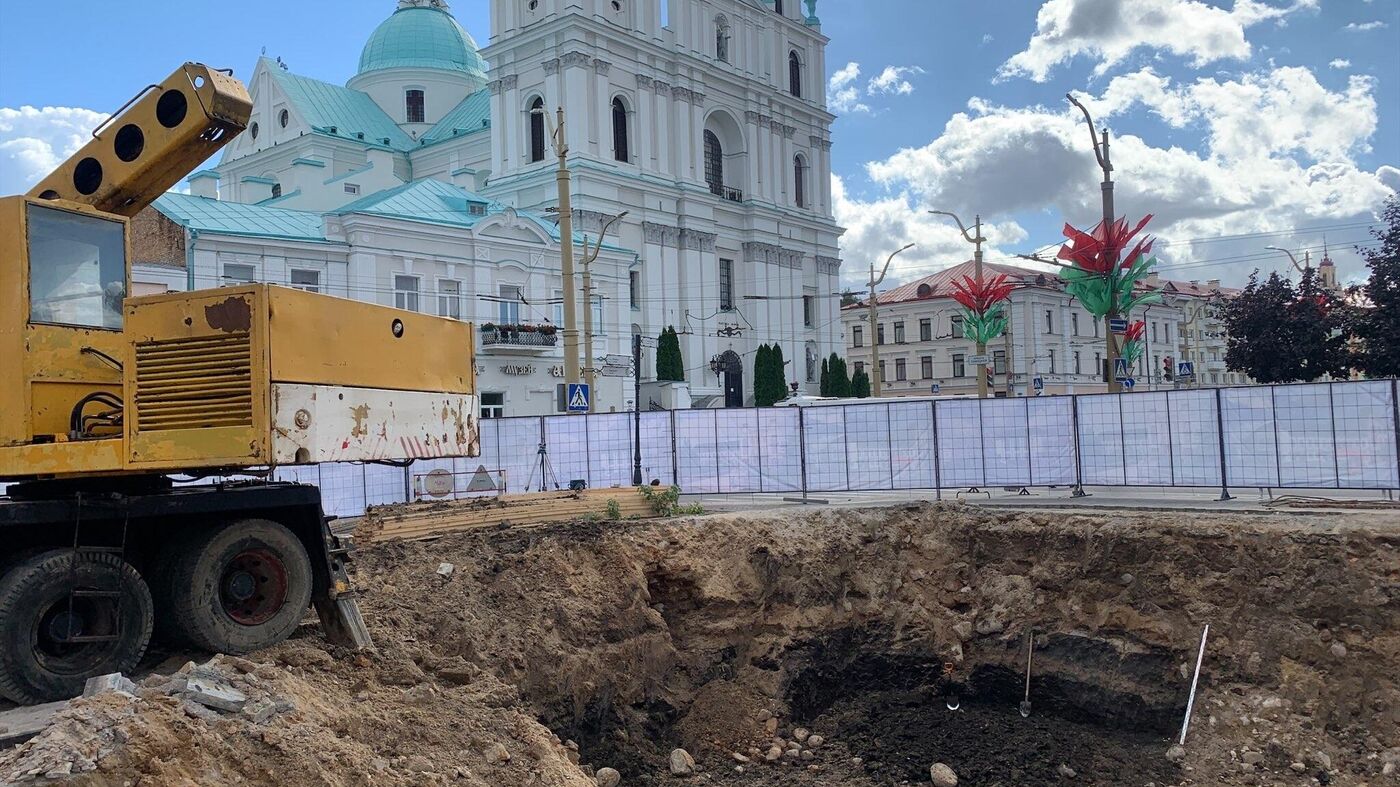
<box><xmin>715</xmin><ymin>17</ymin><xmax>731</xmax><ymax>63</ymax></box>
<box><xmin>803</xmin><ymin>295</ymin><xmax>814</xmax><ymax>327</ymax></box>
<box><xmin>1152</xmin><ymin>322</ymin><xmax>1159</xmax><ymax>343</ymax></box>
<box><xmin>919</xmin><ymin>318</ymin><xmax>931</xmax><ymax>342</ymax></box>
<box><xmin>629</xmin><ymin>271</ymin><xmax>640</xmax><ymax>309</ymax></box>
<box><xmin>1095</xmin><ymin>352</ymin><xmax>1102</xmax><ymax>378</ymax></box>
<box><xmin>877</xmin><ymin>324</ymin><xmax>885</xmax><ymax>345</ymax></box>
<box><xmin>438</xmin><ymin>279</ymin><xmax>462</xmax><ymax>319</ymax></box>
<box><xmin>481</xmin><ymin>393</ymin><xmax>505</xmax><ymax>419</ymax></box>
<box><xmin>921</xmin><ymin>356</ymin><xmax>933</xmax><ymax>379</ymax></box>
<box><xmin>223</xmin><ymin>263</ymin><xmax>256</xmax><ymax>283</ymax></box>
<box><xmin>250</xmin><ymin>122</ymin><xmax>259</xmax><ymax>140</ymax></box>
<box><xmin>703</xmin><ymin>130</ymin><xmax>723</xmax><ymax>195</ymax></box>
<box><xmin>719</xmin><ymin>258</ymin><xmax>734</xmax><ymax>311</ymax></box>
<box><xmin>270</xmin><ymin>183</ymin><xmax>282</xmax><ymax>199</ymax></box>
<box><xmin>793</xmin><ymin>155</ymin><xmax>808</xmax><ymax>208</ymax></box>
<box><xmin>854</xmin><ymin>361</ymin><xmax>864</xmax><ymax>375</ymax></box>
<box><xmin>788</xmin><ymin>51</ymin><xmax>802</xmax><ymax>97</ymax></box>
<box><xmin>406</xmin><ymin>89</ymin><xmax>425</xmax><ymax>123</ymax></box>
<box><xmin>1048</xmin><ymin>349</ymin><xmax>1056</xmax><ymax>374</ymax></box>
<box><xmin>1045</xmin><ymin>309</ymin><xmax>1053</xmax><ymax>333</ymax></box>
<box><xmin>1074</xmin><ymin>350</ymin><xmax>1082</xmax><ymax>375</ymax></box>
<box><xmin>289</xmin><ymin>269</ymin><xmax>320</xmax><ymax>293</ymax></box>
<box><xmin>952</xmin><ymin>353</ymin><xmax>965</xmax><ymax>378</ymax></box>
<box><xmin>344</xmin><ymin>183</ymin><xmax>361</xmax><ymax>195</ymax></box>
<box><xmin>895</xmin><ymin>358</ymin><xmax>907</xmax><ymax>381</ymax></box>
<box><xmin>775</xmin><ymin>0</ymin><xmax>783</xmax><ymax>14</ymax></box>
<box><xmin>1071</xmin><ymin>312</ymin><xmax>1079</xmax><ymax>335</ymax></box>
<box><xmin>394</xmin><ymin>275</ymin><xmax>420</xmax><ymax>312</ymax></box>
<box><xmin>852</xmin><ymin>325</ymin><xmax>863</xmax><ymax>347</ymax></box>
<box><xmin>893</xmin><ymin>321</ymin><xmax>905</xmax><ymax>343</ymax></box>
<box><xmin>951</xmin><ymin>315</ymin><xmax>963</xmax><ymax>337</ymax></box>
<box><xmin>878</xmin><ymin>360</ymin><xmax>886</xmax><ymax>381</ymax></box>
<box><xmin>612</xmin><ymin>97</ymin><xmax>630</xmax><ymax>163</ymax></box>
<box><xmin>529</xmin><ymin>97</ymin><xmax>546</xmax><ymax>163</ymax></box>
<box><xmin>498</xmin><ymin>284</ymin><xmax>522</xmax><ymax>324</ymax></box>
<box><xmin>993</xmin><ymin>350</ymin><xmax>1006</xmax><ymax>375</ymax></box>
<box><xmin>278</xmin><ymin>109</ymin><xmax>289</xmax><ymax>128</ymax></box>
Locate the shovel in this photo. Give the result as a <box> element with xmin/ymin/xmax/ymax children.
<box><xmin>1019</xmin><ymin>633</ymin><xmax>1034</xmax><ymax>718</ymax></box>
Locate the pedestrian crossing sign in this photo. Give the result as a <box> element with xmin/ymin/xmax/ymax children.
<box><xmin>567</xmin><ymin>383</ymin><xmax>591</xmax><ymax>412</ymax></box>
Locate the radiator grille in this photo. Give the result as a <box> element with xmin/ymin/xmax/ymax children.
<box><xmin>134</xmin><ymin>334</ymin><xmax>254</xmax><ymax>432</ymax></box>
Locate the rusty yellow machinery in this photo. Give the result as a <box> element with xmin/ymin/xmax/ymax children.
<box><xmin>0</xmin><ymin>64</ymin><xmax>479</xmax><ymax>704</ymax></box>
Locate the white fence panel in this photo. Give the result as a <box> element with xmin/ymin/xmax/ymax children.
<box><xmin>587</xmin><ymin>413</ymin><xmax>634</xmax><ymax>489</ymax></box>
<box><xmin>1027</xmin><ymin>397</ymin><xmax>1076</xmax><ymax>486</ymax></box>
<box><xmin>1076</xmin><ymin>396</ymin><xmax>1126</xmax><ymax>485</ymax></box>
<box><xmin>1332</xmin><ymin>381</ymin><xmax>1399</xmax><ymax>488</ymax></box>
<box><xmin>846</xmin><ymin>404</ymin><xmax>894</xmax><ymax>491</ymax></box>
<box><xmin>674</xmin><ymin>411</ymin><xmax>720</xmax><ymax>494</ymax></box>
<box><xmin>758</xmin><ymin>409</ymin><xmax>802</xmax><ymax>493</ymax></box>
<box><xmin>1221</xmin><ymin>388</ymin><xmax>1278</xmax><ymax>487</ymax></box>
<box><xmin>936</xmin><ymin>400</ymin><xmax>984</xmax><ymax>488</ymax></box>
<box><xmin>1274</xmin><ymin>384</ymin><xmax>1338</xmax><ymax>487</ymax></box>
<box><xmin>1167</xmin><ymin>390</ymin><xmax>1222</xmax><ymax>487</ymax></box>
<box><xmin>802</xmin><ymin>406</ymin><xmax>849</xmax><ymax>492</ymax></box>
<box><xmin>1121</xmin><ymin>393</ymin><xmax>1171</xmax><ymax>486</ymax></box>
<box><xmin>717</xmin><ymin>410</ymin><xmax>762</xmax><ymax>493</ymax></box>
<box><xmin>981</xmin><ymin>399</ymin><xmax>1031</xmax><ymax>487</ymax></box>
<box><xmin>496</xmin><ymin>417</ymin><xmax>544</xmax><ymax>493</ymax></box>
<box><xmin>639</xmin><ymin>412</ymin><xmax>675</xmax><ymax>487</ymax></box>
<box><xmin>889</xmin><ymin>402</ymin><xmax>937</xmax><ymax>489</ymax></box>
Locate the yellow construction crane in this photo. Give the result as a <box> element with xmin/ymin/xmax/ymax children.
<box><xmin>0</xmin><ymin>64</ymin><xmax>479</xmax><ymax>704</ymax></box>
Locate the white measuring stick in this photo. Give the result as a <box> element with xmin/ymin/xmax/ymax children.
<box><xmin>1179</xmin><ymin>624</ymin><xmax>1210</xmax><ymax>746</ymax></box>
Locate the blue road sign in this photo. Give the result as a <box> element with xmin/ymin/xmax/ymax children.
<box><xmin>1177</xmin><ymin>361</ymin><xmax>1195</xmax><ymax>378</ymax></box>
<box><xmin>567</xmin><ymin>383</ymin><xmax>591</xmax><ymax>413</ymax></box>
<box><xmin>1122</xmin><ymin>377</ymin><xmax>1136</xmax><ymax>389</ymax></box>
<box><xmin>1113</xmin><ymin>358</ymin><xmax>1131</xmax><ymax>381</ymax></box>
<box><xmin>1108</xmin><ymin>318</ymin><xmax>1129</xmax><ymax>334</ymax></box>
<box><xmin>1032</xmin><ymin>376</ymin><xmax>1044</xmax><ymax>391</ymax></box>
<box><xmin>930</xmin><ymin>383</ymin><xmax>941</xmax><ymax>394</ymax></box>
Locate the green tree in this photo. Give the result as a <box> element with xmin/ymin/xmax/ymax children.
<box><xmin>827</xmin><ymin>353</ymin><xmax>851</xmax><ymax>397</ymax></box>
<box><xmin>1353</xmin><ymin>196</ymin><xmax>1400</xmax><ymax>378</ymax></box>
<box><xmin>753</xmin><ymin>344</ymin><xmax>772</xmax><ymax>406</ymax></box>
<box><xmin>771</xmin><ymin>344</ymin><xmax>787</xmax><ymax>401</ymax></box>
<box><xmin>840</xmin><ymin>289</ymin><xmax>860</xmax><ymax>307</ymax></box>
<box><xmin>656</xmin><ymin>326</ymin><xmax>685</xmax><ymax>382</ymax></box>
<box><xmin>819</xmin><ymin>357</ymin><xmax>830</xmax><ymax>396</ymax></box>
<box><xmin>1223</xmin><ymin>269</ymin><xmax>1350</xmax><ymax>383</ymax></box>
<box><xmin>851</xmin><ymin>368</ymin><xmax>871</xmax><ymax>398</ymax></box>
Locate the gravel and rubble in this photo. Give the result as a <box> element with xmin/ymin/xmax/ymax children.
<box><xmin>0</xmin><ymin>502</ymin><xmax>1396</xmax><ymax>786</ymax></box>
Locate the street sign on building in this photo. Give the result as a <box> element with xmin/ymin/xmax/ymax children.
<box><xmin>1122</xmin><ymin>377</ymin><xmax>1136</xmax><ymax>389</ymax></box>
<box><xmin>603</xmin><ymin>354</ymin><xmax>631</xmax><ymax>366</ymax></box>
<box><xmin>1177</xmin><ymin>361</ymin><xmax>1195</xmax><ymax>378</ymax></box>
<box><xmin>1108</xmin><ymin>318</ymin><xmax>1129</xmax><ymax>334</ymax></box>
<box><xmin>567</xmin><ymin>383</ymin><xmax>591</xmax><ymax>412</ymax></box>
<box><xmin>969</xmin><ymin>354</ymin><xmax>992</xmax><ymax>366</ymax></box>
<box><xmin>930</xmin><ymin>383</ymin><xmax>940</xmax><ymax>394</ymax></box>
<box><xmin>1033</xmin><ymin>376</ymin><xmax>1044</xmax><ymax>392</ymax></box>
<box><xmin>600</xmin><ymin>365</ymin><xmax>633</xmax><ymax>378</ymax></box>
<box><xmin>1113</xmin><ymin>358</ymin><xmax>1131</xmax><ymax>381</ymax></box>
<box><xmin>638</xmin><ymin>336</ymin><xmax>659</xmax><ymax>349</ymax></box>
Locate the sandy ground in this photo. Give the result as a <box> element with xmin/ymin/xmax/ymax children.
<box><xmin>2</xmin><ymin>502</ymin><xmax>1398</xmax><ymax>786</ymax></box>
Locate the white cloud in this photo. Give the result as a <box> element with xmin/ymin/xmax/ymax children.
<box><xmin>867</xmin><ymin>66</ymin><xmax>925</xmax><ymax>96</ymax></box>
<box><xmin>0</xmin><ymin>106</ymin><xmax>107</xmax><ymax>195</ymax></box>
<box><xmin>828</xmin><ymin>62</ymin><xmax>870</xmax><ymax>114</ymax></box>
<box><xmin>998</xmin><ymin>0</ymin><xmax>1319</xmax><ymax>82</ymax></box>
<box><xmin>1345</xmin><ymin>20</ymin><xmax>1387</xmax><ymax>31</ymax></box>
<box><xmin>981</xmin><ymin>34</ymin><xmax>995</xmax><ymax>45</ymax></box>
<box><xmin>859</xmin><ymin>65</ymin><xmax>1394</xmax><ymax>284</ymax></box>
<box><xmin>1328</xmin><ymin>58</ymin><xmax>1352</xmax><ymax>69</ymax></box>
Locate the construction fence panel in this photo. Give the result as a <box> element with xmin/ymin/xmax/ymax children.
<box><xmin>1273</xmin><ymin>384</ymin><xmax>1339</xmax><ymax>488</ymax></box>
<box><xmin>936</xmin><ymin>399</ymin><xmax>984</xmax><ymax>488</ymax></box>
<box><xmin>980</xmin><ymin>398</ymin><xmax>1032</xmax><ymax>487</ymax></box>
<box><xmin>889</xmin><ymin>401</ymin><xmax>938</xmax><ymax>490</ymax></box>
<box><xmin>845</xmin><ymin>404</ymin><xmax>895</xmax><ymax>491</ymax></box>
<box><xmin>1331</xmin><ymin>380</ymin><xmax>1400</xmax><ymax>489</ymax></box>
<box><xmin>639</xmin><ymin>412</ymin><xmax>676</xmax><ymax>487</ymax></box>
<box><xmin>1221</xmin><ymin>387</ymin><xmax>1279</xmax><ymax>487</ymax></box>
<box><xmin>1027</xmin><ymin>396</ymin><xmax>1077</xmax><ymax>487</ymax></box>
<box><xmin>587</xmin><ymin>413</ymin><xmax>635</xmax><ymax>490</ymax></box>
<box><xmin>674</xmin><ymin>410</ymin><xmax>720</xmax><ymax>494</ymax></box>
<box><xmin>363</xmin><ymin>462</ymin><xmax>409</xmax><ymax>507</ymax></box>
<box><xmin>496</xmin><ymin>417</ymin><xmax>544</xmax><ymax>493</ymax></box>
<box><xmin>801</xmin><ymin>406</ymin><xmax>849</xmax><ymax>493</ymax></box>
<box><xmin>1075</xmin><ymin>395</ymin><xmax>1127</xmax><ymax>486</ymax></box>
<box><xmin>757</xmin><ymin>408</ymin><xmax>803</xmax><ymax>493</ymax></box>
<box><xmin>1166</xmin><ymin>390</ymin><xmax>1223</xmax><ymax>487</ymax></box>
<box><xmin>543</xmin><ymin>416</ymin><xmax>591</xmax><ymax>489</ymax></box>
<box><xmin>717</xmin><ymin>409</ymin><xmax>762</xmax><ymax>493</ymax></box>
<box><xmin>1121</xmin><ymin>393</ymin><xmax>1172</xmax><ymax>486</ymax></box>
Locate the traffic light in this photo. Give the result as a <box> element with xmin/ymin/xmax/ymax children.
<box><xmin>1163</xmin><ymin>356</ymin><xmax>1174</xmax><ymax>382</ymax></box>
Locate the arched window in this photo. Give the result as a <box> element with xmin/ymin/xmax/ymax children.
<box><xmin>793</xmin><ymin>154</ymin><xmax>808</xmax><ymax>208</ymax></box>
<box><xmin>775</xmin><ymin>0</ymin><xmax>784</xmax><ymax>14</ymax></box>
<box><xmin>271</xmin><ymin>183</ymin><xmax>282</xmax><ymax>199</ymax></box>
<box><xmin>406</xmin><ymin>89</ymin><xmax>425</xmax><ymax>123</ymax></box>
<box><xmin>529</xmin><ymin>97</ymin><xmax>546</xmax><ymax>163</ymax></box>
<box><xmin>715</xmin><ymin>17</ymin><xmax>731</xmax><ymax>63</ymax></box>
<box><xmin>788</xmin><ymin>51</ymin><xmax>802</xmax><ymax>97</ymax></box>
<box><xmin>703</xmin><ymin>130</ymin><xmax>723</xmax><ymax>195</ymax></box>
<box><xmin>612</xmin><ymin>97</ymin><xmax>630</xmax><ymax>163</ymax></box>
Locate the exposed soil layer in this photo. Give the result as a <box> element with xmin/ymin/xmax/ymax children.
<box><xmin>2</xmin><ymin>503</ymin><xmax>1397</xmax><ymax>786</ymax></box>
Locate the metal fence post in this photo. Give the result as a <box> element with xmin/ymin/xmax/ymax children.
<box><xmin>669</xmin><ymin>410</ymin><xmax>679</xmax><ymax>488</ymax></box>
<box><xmin>1070</xmin><ymin>395</ymin><xmax>1087</xmax><ymax>497</ymax></box>
<box><xmin>931</xmin><ymin>400</ymin><xmax>942</xmax><ymax>501</ymax></box>
<box><xmin>1392</xmin><ymin>379</ymin><xmax>1400</xmax><ymax>494</ymax></box>
<box><xmin>797</xmin><ymin>406</ymin><xmax>810</xmax><ymax>501</ymax></box>
<box><xmin>1214</xmin><ymin>388</ymin><xmax>1233</xmax><ymax>501</ymax></box>
<box><xmin>1327</xmin><ymin>383</ymin><xmax>1341</xmax><ymax>488</ymax></box>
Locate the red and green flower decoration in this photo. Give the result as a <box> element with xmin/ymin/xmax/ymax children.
<box><xmin>949</xmin><ymin>273</ymin><xmax>1015</xmax><ymax>344</ymax></box>
<box><xmin>1055</xmin><ymin>214</ymin><xmax>1163</xmax><ymax>319</ymax></box>
<box><xmin>1119</xmin><ymin>320</ymin><xmax>1146</xmax><ymax>368</ymax></box>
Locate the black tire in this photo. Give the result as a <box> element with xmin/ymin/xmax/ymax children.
<box><xmin>0</xmin><ymin>550</ymin><xmax>154</xmax><ymax>704</ymax></box>
<box><xmin>154</xmin><ymin>519</ymin><xmax>312</xmax><ymax>654</ymax></box>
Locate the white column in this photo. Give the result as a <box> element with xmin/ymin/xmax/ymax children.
<box><xmin>655</xmin><ymin>83</ymin><xmax>672</xmax><ymax>177</ymax></box>
<box><xmin>637</xmin><ymin>79</ymin><xmax>655</xmax><ymax>171</ymax></box>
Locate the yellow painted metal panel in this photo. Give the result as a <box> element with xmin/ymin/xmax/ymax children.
<box><xmin>24</xmin><ymin>326</ymin><xmax>124</xmax><ymax>439</ymax></box>
<box><xmin>0</xmin><ymin>197</ymin><xmax>29</xmax><ymax>447</ymax></box>
<box><xmin>266</xmin><ymin>287</ymin><xmax>475</xmax><ymax>394</ymax></box>
<box><xmin>0</xmin><ymin>440</ymin><xmax>125</xmax><ymax>479</ymax></box>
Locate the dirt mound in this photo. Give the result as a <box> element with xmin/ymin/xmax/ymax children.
<box><xmin>2</xmin><ymin>503</ymin><xmax>1397</xmax><ymax>786</ymax></box>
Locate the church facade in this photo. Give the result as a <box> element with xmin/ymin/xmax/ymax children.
<box><xmin>142</xmin><ymin>0</ymin><xmax>843</xmax><ymax>415</ymax></box>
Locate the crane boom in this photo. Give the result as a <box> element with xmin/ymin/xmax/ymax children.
<box><xmin>27</xmin><ymin>63</ymin><xmax>251</xmax><ymax>218</ymax></box>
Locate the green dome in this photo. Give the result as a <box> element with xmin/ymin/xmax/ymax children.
<box><xmin>357</xmin><ymin>6</ymin><xmax>486</xmax><ymax>78</ymax></box>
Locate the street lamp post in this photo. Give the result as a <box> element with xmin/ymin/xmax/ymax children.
<box><xmin>1067</xmin><ymin>93</ymin><xmax>1121</xmax><ymax>393</ymax></box>
<box><xmin>535</xmin><ymin>105</ymin><xmax>581</xmax><ymax>394</ymax></box>
<box><xmin>869</xmin><ymin>243</ymin><xmax>916</xmax><ymax>397</ymax></box>
<box><xmin>579</xmin><ymin>210</ymin><xmax>630</xmax><ymax>412</ymax></box>
<box><xmin>930</xmin><ymin>210</ymin><xmax>989</xmax><ymax>398</ymax></box>
<box><xmin>1265</xmin><ymin>246</ymin><xmax>1312</xmax><ymax>275</ymax></box>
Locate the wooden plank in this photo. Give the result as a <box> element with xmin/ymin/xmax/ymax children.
<box><xmin>0</xmin><ymin>700</ymin><xmax>68</xmax><ymax>748</ymax></box>
<box><xmin>361</xmin><ymin>488</ymin><xmax>656</xmax><ymax>542</ymax></box>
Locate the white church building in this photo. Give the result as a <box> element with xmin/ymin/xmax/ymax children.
<box><xmin>136</xmin><ymin>0</ymin><xmax>844</xmax><ymax>416</ymax></box>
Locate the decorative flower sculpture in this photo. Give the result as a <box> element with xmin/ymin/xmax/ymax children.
<box><xmin>949</xmin><ymin>273</ymin><xmax>1015</xmax><ymax>345</ymax></box>
<box><xmin>1055</xmin><ymin>214</ymin><xmax>1162</xmax><ymax>318</ymax></box>
<box><xmin>1119</xmin><ymin>320</ymin><xmax>1146</xmax><ymax>368</ymax></box>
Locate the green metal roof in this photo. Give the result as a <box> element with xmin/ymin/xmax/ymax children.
<box><xmin>422</xmin><ymin>89</ymin><xmax>491</xmax><ymax>144</ymax></box>
<box><xmin>154</xmin><ymin>193</ymin><xmax>328</xmax><ymax>243</ymax></box>
<box><xmin>267</xmin><ymin>64</ymin><xmax>415</xmax><ymax>151</ymax></box>
<box><xmin>357</xmin><ymin>6</ymin><xmax>487</xmax><ymax>79</ymax></box>
<box><xmin>332</xmin><ymin>179</ymin><xmax>493</xmax><ymax>228</ymax></box>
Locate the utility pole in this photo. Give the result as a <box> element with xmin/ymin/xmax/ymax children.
<box><xmin>1067</xmin><ymin>93</ymin><xmax>1120</xmax><ymax>393</ymax></box>
<box><xmin>537</xmin><ymin>105</ymin><xmax>581</xmax><ymax>394</ymax></box>
<box><xmin>579</xmin><ymin>211</ymin><xmax>630</xmax><ymax>412</ymax></box>
<box><xmin>930</xmin><ymin>210</ymin><xmax>989</xmax><ymax>398</ymax></box>
<box><xmin>1266</xmin><ymin>246</ymin><xmax>1312</xmax><ymax>275</ymax></box>
<box><xmin>869</xmin><ymin>243</ymin><xmax>916</xmax><ymax>397</ymax></box>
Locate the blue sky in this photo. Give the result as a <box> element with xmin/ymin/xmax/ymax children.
<box><xmin>2</xmin><ymin>0</ymin><xmax>1397</xmax><ymax>289</ymax></box>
